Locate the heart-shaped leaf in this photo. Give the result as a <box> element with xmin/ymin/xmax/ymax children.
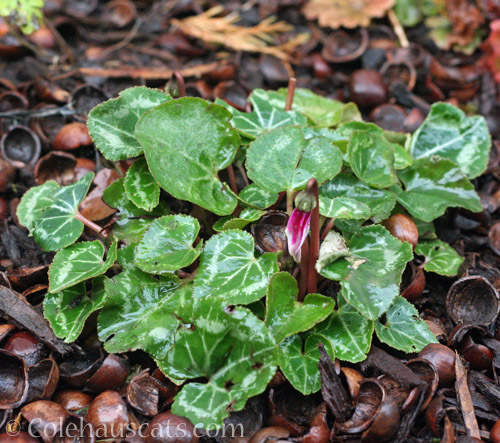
<box><xmin>25</xmin><ymin>173</ymin><xmax>95</xmax><ymax>251</ymax></box>
<box><xmin>375</xmin><ymin>296</ymin><xmax>436</xmax><ymax>352</ymax></box>
<box><xmin>278</xmin><ymin>333</ymin><xmax>335</xmax><ymax>395</ymax></box>
<box><xmin>265</xmin><ymin>272</ymin><xmax>334</xmax><ymax>343</ymax></box>
<box><xmin>319</xmin><ymin>173</ymin><xmax>396</xmax><ymax>222</ymax></box>
<box><xmin>321</xmin><ymin>225</ymin><xmax>412</xmax><ymax>320</ymax></box>
<box><xmin>135</xmin><ymin>215</ymin><xmax>202</xmax><ymax>274</ymax></box>
<box><xmin>103</xmin><ymin>179</ymin><xmax>169</xmax><ymax>244</ymax></box>
<box><xmin>193</xmin><ymin>230</ymin><xmax>278</xmax><ymax>304</ymax></box>
<box><xmin>238</xmin><ymin>184</ymin><xmax>280</xmax><ymax>210</ymax></box>
<box><xmin>17</xmin><ymin>180</ymin><xmax>59</xmax><ymax>231</ymax></box>
<box><xmin>124</xmin><ymin>157</ymin><xmax>160</xmax><ymax>211</ymax></box>
<box><xmin>415</xmin><ymin>239</ymin><xmax>464</xmax><ymax>276</ymax></box>
<box><xmin>267</xmin><ymin>88</ymin><xmax>361</xmax><ymax>127</ymax></box>
<box><xmin>348</xmin><ymin>130</ymin><xmax>397</xmax><ymax>188</ymax></box>
<box><xmin>168</xmin><ymin>298</ymin><xmax>277</xmax><ymax>427</ymax></box>
<box><xmin>394</xmin><ymin>156</ymin><xmax>482</xmax><ymax>222</ymax></box>
<box><xmin>213</xmin><ymin>208</ymin><xmax>265</xmax><ymax>232</ymax></box>
<box><xmin>216</xmin><ymin>89</ymin><xmax>307</xmax><ymax>139</ymax></box>
<box><xmin>87</xmin><ymin>87</ymin><xmax>171</xmax><ymax>161</ymax></box>
<box><xmin>314</xmin><ymin>294</ymin><xmax>374</xmax><ymax>362</ymax></box>
<box><xmin>44</xmin><ymin>277</ymin><xmax>107</xmax><ymax>343</ymax></box>
<box><xmin>246</xmin><ymin>127</ymin><xmax>342</xmax><ymax>193</ymax></box>
<box><xmin>136</xmin><ymin>98</ymin><xmax>240</xmax><ymax>215</ymax></box>
<box><xmin>98</xmin><ymin>267</ymin><xmax>187</xmax><ymax>355</ymax></box>
<box><xmin>410</xmin><ymin>102</ymin><xmax>491</xmax><ymax>178</ymax></box>
<box><xmin>48</xmin><ymin>240</ymin><xmax>118</xmax><ymax>292</ymax></box>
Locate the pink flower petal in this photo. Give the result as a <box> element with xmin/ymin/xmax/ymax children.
<box><xmin>286</xmin><ymin>209</ymin><xmax>311</xmax><ymax>263</ymax></box>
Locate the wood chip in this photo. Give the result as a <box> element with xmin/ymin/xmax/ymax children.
<box><xmin>455</xmin><ymin>353</ymin><xmax>481</xmax><ymax>440</ymax></box>
<box><xmin>0</xmin><ymin>286</ymin><xmax>80</xmax><ymax>355</ymax></box>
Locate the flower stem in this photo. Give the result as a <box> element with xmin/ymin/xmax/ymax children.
<box><xmin>284</xmin><ymin>77</ymin><xmax>297</xmax><ymax>111</ymax></box>
<box><xmin>227</xmin><ymin>163</ymin><xmax>238</xmax><ymax>195</ymax></box>
<box><xmin>75</xmin><ymin>211</ymin><xmax>108</xmax><ymax>238</ymax></box>
<box><xmin>298</xmin><ymin>237</ymin><xmax>309</xmax><ymax>302</ymax></box>
<box><xmin>286</xmin><ymin>190</ymin><xmax>294</xmax><ymax>215</ymax></box>
<box><xmin>321</xmin><ymin>218</ymin><xmax>336</xmax><ymax>240</ymax></box>
<box><xmin>307</xmin><ymin>178</ymin><xmax>319</xmax><ymax>294</ymax></box>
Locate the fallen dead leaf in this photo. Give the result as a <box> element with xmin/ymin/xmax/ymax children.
<box><xmin>302</xmin><ymin>0</ymin><xmax>395</xmax><ymax>29</ymax></box>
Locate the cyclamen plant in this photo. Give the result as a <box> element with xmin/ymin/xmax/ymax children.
<box><xmin>17</xmin><ymin>84</ymin><xmax>491</xmax><ymax>428</ymax></box>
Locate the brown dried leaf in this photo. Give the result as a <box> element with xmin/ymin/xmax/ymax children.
<box><xmin>302</xmin><ymin>0</ymin><xmax>395</xmax><ymax>29</ymax></box>
<box><xmin>171</xmin><ymin>6</ymin><xmax>308</xmax><ymax>60</ymax></box>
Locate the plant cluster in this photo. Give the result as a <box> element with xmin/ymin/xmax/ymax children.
<box><xmin>17</xmin><ymin>85</ymin><xmax>491</xmax><ymax>428</ymax></box>
<box><xmin>0</xmin><ymin>0</ymin><xmax>44</xmax><ymax>34</ymax></box>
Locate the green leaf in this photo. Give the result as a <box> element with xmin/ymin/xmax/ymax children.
<box><xmin>279</xmin><ymin>334</ymin><xmax>335</xmax><ymax>395</ymax></box>
<box><xmin>375</xmin><ymin>296</ymin><xmax>436</xmax><ymax>352</ymax></box>
<box><xmin>395</xmin><ymin>156</ymin><xmax>482</xmax><ymax>222</ymax></box>
<box><xmin>135</xmin><ymin>215</ymin><xmax>202</xmax><ymax>274</ymax></box>
<box><xmin>169</xmin><ymin>298</ymin><xmax>277</xmax><ymax>427</ymax></box>
<box><xmin>213</xmin><ymin>208</ymin><xmax>265</xmax><ymax>232</ymax></box>
<box><xmin>314</xmin><ymin>294</ymin><xmax>374</xmax><ymax>363</ymax></box>
<box><xmin>316</xmin><ymin>231</ymin><xmax>351</xmax><ymax>273</ymax></box>
<box><xmin>349</xmin><ymin>130</ymin><xmax>397</xmax><ymax>188</ymax></box>
<box><xmin>246</xmin><ymin>127</ymin><xmax>342</xmax><ymax>193</ymax></box>
<box><xmin>265</xmin><ymin>272</ymin><xmax>334</xmax><ymax>344</ymax></box>
<box><xmin>124</xmin><ymin>157</ymin><xmax>160</xmax><ymax>211</ymax></box>
<box><xmin>394</xmin><ymin>0</ymin><xmax>424</xmax><ymax>27</ymax></box>
<box><xmin>136</xmin><ymin>97</ymin><xmax>240</xmax><ymax>216</ymax></box>
<box><xmin>410</xmin><ymin>102</ymin><xmax>491</xmax><ymax>178</ymax></box>
<box><xmin>98</xmin><ymin>268</ymin><xmax>186</xmax><ymax>355</ymax></box>
<box><xmin>238</xmin><ymin>184</ymin><xmax>279</xmax><ymax>210</ymax></box>
<box><xmin>103</xmin><ymin>179</ymin><xmax>169</xmax><ymax>244</ymax></box>
<box><xmin>415</xmin><ymin>239</ymin><xmax>464</xmax><ymax>276</ymax></box>
<box><xmin>193</xmin><ymin>230</ymin><xmax>278</xmax><ymax>304</ymax></box>
<box><xmin>17</xmin><ymin>180</ymin><xmax>59</xmax><ymax>231</ymax></box>
<box><xmin>0</xmin><ymin>0</ymin><xmax>44</xmax><ymax>34</ymax></box>
<box><xmin>48</xmin><ymin>240</ymin><xmax>118</xmax><ymax>293</ymax></box>
<box><xmin>32</xmin><ymin>173</ymin><xmax>94</xmax><ymax>251</ymax></box>
<box><xmin>321</xmin><ymin>225</ymin><xmax>412</xmax><ymax>320</ymax></box>
<box><xmin>271</xmin><ymin>88</ymin><xmax>362</xmax><ymax>127</ymax></box>
<box><xmin>319</xmin><ymin>173</ymin><xmax>396</xmax><ymax>223</ymax></box>
<box><xmin>44</xmin><ymin>277</ymin><xmax>107</xmax><ymax>343</ymax></box>
<box><xmin>319</xmin><ymin>196</ymin><xmax>371</xmax><ymax>220</ymax></box>
<box><xmin>216</xmin><ymin>89</ymin><xmax>307</xmax><ymax>139</ymax></box>
<box><xmin>87</xmin><ymin>87</ymin><xmax>171</xmax><ymax>161</ymax></box>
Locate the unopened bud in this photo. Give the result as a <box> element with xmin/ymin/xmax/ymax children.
<box><xmin>294</xmin><ymin>190</ymin><xmax>316</xmax><ymax>212</ymax></box>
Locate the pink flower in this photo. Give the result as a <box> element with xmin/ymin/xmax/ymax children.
<box><xmin>286</xmin><ymin>208</ymin><xmax>311</xmax><ymax>263</ymax></box>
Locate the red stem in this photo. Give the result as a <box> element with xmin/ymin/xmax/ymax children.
<box><xmin>227</xmin><ymin>163</ymin><xmax>238</xmax><ymax>195</ymax></box>
<box><xmin>321</xmin><ymin>218</ymin><xmax>335</xmax><ymax>241</ymax></box>
<box><xmin>172</xmin><ymin>71</ymin><xmax>186</xmax><ymax>97</ymax></box>
<box><xmin>307</xmin><ymin>178</ymin><xmax>319</xmax><ymax>294</ymax></box>
<box><xmin>75</xmin><ymin>212</ymin><xmax>108</xmax><ymax>238</ymax></box>
<box><xmin>298</xmin><ymin>237</ymin><xmax>309</xmax><ymax>302</ymax></box>
<box><xmin>284</xmin><ymin>77</ymin><xmax>297</xmax><ymax>111</ymax></box>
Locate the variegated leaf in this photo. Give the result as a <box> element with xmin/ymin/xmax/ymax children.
<box><xmin>216</xmin><ymin>88</ymin><xmax>307</xmax><ymax>139</ymax></box>
<box><xmin>314</xmin><ymin>294</ymin><xmax>374</xmax><ymax>363</ymax></box>
<box><xmin>135</xmin><ymin>98</ymin><xmax>240</xmax><ymax>216</ymax></box>
<box><xmin>375</xmin><ymin>296</ymin><xmax>436</xmax><ymax>352</ymax></box>
<box><xmin>88</xmin><ymin>87</ymin><xmax>171</xmax><ymax>161</ymax></box>
<box><xmin>135</xmin><ymin>215</ymin><xmax>202</xmax><ymax>274</ymax></box>
<box><xmin>124</xmin><ymin>157</ymin><xmax>160</xmax><ymax>211</ymax></box>
<box><xmin>265</xmin><ymin>272</ymin><xmax>334</xmax><ymax>343</ymax></box>
<box><xmin>212</xmin><ymin>208</ymin><xmax>264</xmax><ymax>232</ymax></box>
<box><xmin>193</xmin><ymin>230</ymin><xmax>278</xmax><ymax>304</ymax></box>
<box><xmin>17</xmin><ymin>180</ymin><xmax>59</xmax><ymax>231</ymax></box>
<box><xmin>279</xmin><ymin>333</ymin><xmax>335</xmax><ymax>395</ymax></box>
<box><xmin>247</xmin><ymin>126</ymin><xmax>343</xmax><ymax>193</ymax></box>
<box><xmin>31</xmin><ymin>173</ymin><xmax>94</xmax><ymax>251</ymax></box>
<box><xmin>238</xmin><ymin>184</ymin><xmax>279</xmax><ymax>210</ymax></box>
<box><xmin>48</xmin><ymin>240</ymin><xmax>118</xmax><ymax>292</ymax></box>
<box><xmin>44</xmin><ymin>277</ymin><xmax>107</xmax><ymax>342</ymax></box>
<box><xmin>170</xmin><ymin>298</ymin><xmax>277</xmax><ymax>427</ymax></box>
